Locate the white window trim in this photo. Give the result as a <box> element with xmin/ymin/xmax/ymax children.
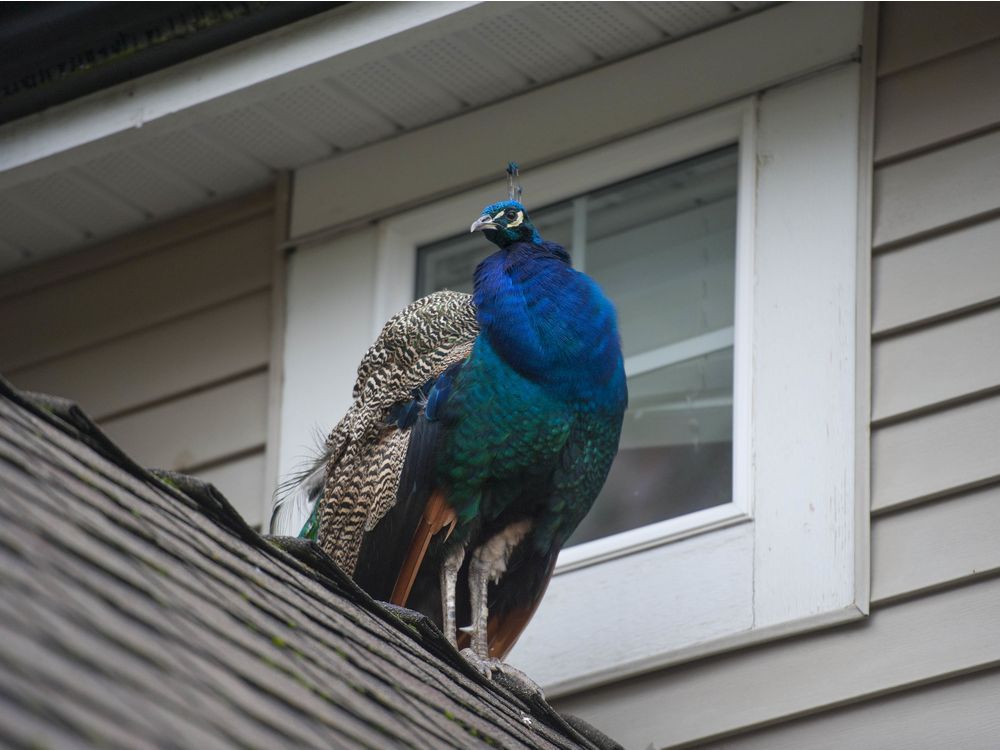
<box><xmin>376</xmin><ymin>100</ymin><xmax>756</xmax><ymax>575</ymax></box>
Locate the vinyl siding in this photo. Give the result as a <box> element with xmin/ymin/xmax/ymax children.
<box><xmin>552</xmin><ymin>4</ymin><xmax>1000</xmax><ymax>747</ymax></box>
<box><xmin>0</xmin><ymin>189</ymin><xmax>277</xmax><ymax>528</ymax></box>
<box><xmin>700</xmin><ymin>667</ymin><xmax>1000</xmax><ymax>750</ymax></box>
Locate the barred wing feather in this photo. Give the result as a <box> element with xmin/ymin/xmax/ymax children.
<box><xmin>315</xmin><ymin>291</ymin><xmax>477</xmax><ymax>574</ymax></box>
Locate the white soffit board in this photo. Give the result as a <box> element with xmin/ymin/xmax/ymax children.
<box><xmin>0</xmin><ymin>2</ymin><xmax>770</xmax><ymax>273</ymax></box>
<box><xmin>0</xmin><ymin>2</ymin><xmax>485</xmax><ymax>177</ymax></box>
<box><xmin>290</xmin><ymin>1</ymin><xmax>852</xmax><ymax>239</ymax></box>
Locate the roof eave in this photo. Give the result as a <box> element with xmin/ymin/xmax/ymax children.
<box><xmin>0</xmin><ymin>1</ymin><xmax>486</xmax><ymax>189</ymax></box>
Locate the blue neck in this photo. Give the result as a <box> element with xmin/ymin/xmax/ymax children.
<box><xmin>484</xmin><ymin>225</ymin><xmax>543</xmax><ymax>247</ymax></box>
<box><xmin>472</xmin><ymin>241</ymin><xmax>625</xmax><ymax>403</ymax></box>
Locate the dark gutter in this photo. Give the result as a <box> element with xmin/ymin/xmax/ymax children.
<box><xmin>0</xmin><ymin>2</ymin><xmax>345</xmax><ymax>126</ymax></box>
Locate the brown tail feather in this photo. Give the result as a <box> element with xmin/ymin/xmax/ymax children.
<box><xmin>390</xmin><ymin>490</ymin><xmax>456</xmax><ymax>606</ymax></box>
<box><xmin>490</xmin><ymin>606</ymin><xmax>535</xmax><ymax>660</ymax></box>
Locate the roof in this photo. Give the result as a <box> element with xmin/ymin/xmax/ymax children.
<box><xmin>0</xmin><ymin>375</ymin><xmax>619</xmax><ymax>749</ymax></box>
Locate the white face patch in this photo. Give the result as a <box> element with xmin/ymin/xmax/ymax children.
<box><xmin>492</xmin><ymin>208</ymin><xmax>524</xmax><ymax>229</ymax></box>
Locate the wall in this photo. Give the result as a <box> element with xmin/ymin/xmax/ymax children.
<box><xmin>0</xmin><ymin>189</ymin><xmax>279</xmax><ymax>528</ymax></box>
<box><xmin>551</xmin><ymin>4</ymin><xmax>1000</xmax><ymax>747</ymax></box>
<box><xmin>277</xmin><ymin>228</ymin><xmax>378</xmax><ymax>481</ymax></box>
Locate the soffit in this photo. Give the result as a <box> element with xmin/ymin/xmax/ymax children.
<box><xmin>0</xmin><ymin>1</ymin><xmax>767</xmax><ymax>273</ymax></box>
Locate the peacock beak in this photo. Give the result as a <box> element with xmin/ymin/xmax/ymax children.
<box><xmin>470</xmin><ymin>215</ymin><xmax>498</xmax><ymax>233</ymax></box>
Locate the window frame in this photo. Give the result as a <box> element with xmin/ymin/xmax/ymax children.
<box><xmin>375</xmin><ymin>100</ymin><xmax>757</xmax><ymax>574</ymax></box>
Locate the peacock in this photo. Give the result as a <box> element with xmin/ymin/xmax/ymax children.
<box><xmin>272</xmin><ymin>164</ymin><xmax>627</xmax><ymax>676</ymax></box>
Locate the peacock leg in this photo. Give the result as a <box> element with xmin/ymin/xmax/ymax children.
<box><xmin>466</xmin><ymin>548</ymin><xmax>492</xmax><ymax>659</ymax></box>
<box><xmin>464</xmin><ymin>520</ymin><xmax>535</xmax><ymax>661</ymax></box>
<box><xmin>459</xmin><ymin>521</ymin><xmax>545</xmax><ymax>698</ymax></box>
<box><xmin>440</xmin><ymin>544</ymin><xmax>465</xmax><ymax>649</ymax></box>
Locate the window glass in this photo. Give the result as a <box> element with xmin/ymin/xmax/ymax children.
<box><xmin>416</xmin><ymin>145</ymin><xmax>738</xmax><ymax>545</ymax></box>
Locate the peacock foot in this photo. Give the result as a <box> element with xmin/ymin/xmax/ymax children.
<box><xmin>459</xmin><ymin>648</ymin><xmax>545</xmax><ymax>701</ymax></box>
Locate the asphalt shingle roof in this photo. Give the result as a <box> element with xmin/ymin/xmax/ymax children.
<box><xmin>0</xmin><ymin>375</ymin><xmax>619</xmax><ymax>750</ymax></box>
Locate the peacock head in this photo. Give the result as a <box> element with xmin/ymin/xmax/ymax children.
<box><xmin>470</xmin><ymin>200</ymin><xmax>542</xmax><ymax>248</ymax></box>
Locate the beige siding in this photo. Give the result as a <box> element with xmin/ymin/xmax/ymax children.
<box><xmin>872</xmin><ymin>393</ymin><xmax>1000</xmax><ymax>511</ymax></box>
<box><xmin>696</xmin><ymin>668</ymin><xmax>1000</xmax><ymax>750</ymax></box>
<box><xmin>554</xmin><ymin>5</ymin><xmax>1000</xmax><ymax>746</ymax></box>
<box><xmin>0</xmin><ymin>212</ymin><xmax>273</xmax><ymax>370</ymax></box>
<box><xmin>876</xmin><ymin>2</ymin><xmax>1000</xmax><ymax>76</ymax></box>
<box><xmin>864</xmin><ymin>7</ymin><xmax>1000</xmax><ymax>741</ymax></box>
<box><xmin>0</xmin><ymin>190</ymin><xmax>276</xmax><ymax>528</ymax></box>
<box><xmin>100</xmin><ymin>371</ymin><xmax>269</xmax><ymax>471</ymax></box>
<box><xmin>8</xmin><ymin>291</ymin><xmax>271</xmax><ymax>420</ymax></box>
<box><xmin>871</xmin><ymin>485</ymin><xmax>1000</xmax><ymax>604</ymax></box>
<box><xmin>870</xmin><ymin>0</ymin><xmax>1000</xmax><ymax>520</ymax></box>
<box><xmin>873</xmin><ymin>129</ymin><xmax>1000</xmax><ymax>248</ymax></box>
<box><xmin>872</xmin><ymin>216</ymin><xmax>1000</xmax><ymax>335</ymax></box>
<box><xmin>197</xmin><ymin>451</ymin><xmax>268</xmax><ymax>526</ymax></box>
<box><xmin>556</xmin><ymin>575</ymin><xmax>1000</xmax><ymax>748</ymax></box>
<box><xmin>875</xmin><ymin>37</ymin><xmax>1000</xmax><ymax>162</ymax></box>
<box><xmin>872</xmin><ymin>304</ymin><xmax>1000</xmax><ymax>421</ymax></box>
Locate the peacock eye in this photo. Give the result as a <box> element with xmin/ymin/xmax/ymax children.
<box><xmin>505</xmin><ymin>209</ymin><xmax>518</xmax><ymax>220</ymax></box>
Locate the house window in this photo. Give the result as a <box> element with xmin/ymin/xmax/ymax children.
<box><xmin>415</xmin><ymin>146</ymin><xmax>739</xmax><ymax>546</ymax></box>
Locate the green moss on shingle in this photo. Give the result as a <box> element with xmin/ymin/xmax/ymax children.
<box><xmin>139</xmin><ymin>558</ymin><xmax>169</xmax><ymax>576</ymax></box>
<box><xmin>440</xmin><ymin>708</ymin><xmax>499</xmax><ymax>745</ymax></box>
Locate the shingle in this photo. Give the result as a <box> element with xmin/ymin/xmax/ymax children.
<box><xmin>0</xmin><ymin>375</ymin><xmax>621</xmax><ymax>750</ymax></box>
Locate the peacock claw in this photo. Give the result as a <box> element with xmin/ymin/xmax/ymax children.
<box><xmin>459</xmin><ymin>648</ymin><xmax>545</xmax><ymax>701</ymax></box>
